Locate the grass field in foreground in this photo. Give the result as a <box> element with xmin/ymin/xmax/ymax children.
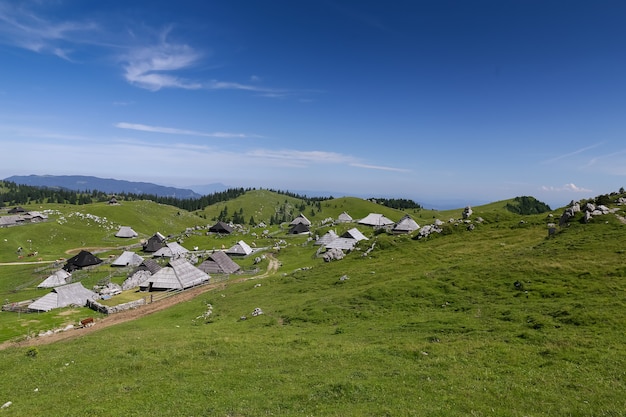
<box><xmin>0</xmin><ymin>194</ymin><xmax>624</xmax><ymax>416</ymax></box>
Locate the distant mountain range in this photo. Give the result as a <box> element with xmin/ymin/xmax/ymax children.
<box><xmin>4</xmin><ymin>175</ymin><xmax>227</xmax><ymax>199</ymax></box>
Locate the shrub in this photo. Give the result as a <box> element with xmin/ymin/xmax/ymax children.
<box><xmin>25</xmin><ymin>347</ymin><xmax>39</xmax><ymax>358</ymax></box>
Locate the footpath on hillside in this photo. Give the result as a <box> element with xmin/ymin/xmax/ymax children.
<box><xmin>0</xmin><ymin>254</ymin><xmax>280</xmax><ymax>351</ymax></box>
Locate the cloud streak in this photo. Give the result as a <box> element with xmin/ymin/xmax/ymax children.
<box><xmin>0</xmin><ymin>4</ymin><xmax>295</xmax><ymax>96</ymax></box>
<box><xmin>0</xmin><ymin>3</ymin><xmax>98</xmax><ymax>60</ymax></box>
<box><xmin>541</xmin><ymin>183</ymin><xmax>592</xmax><ymax>193</ymax></box>
<box><xmin>121</xmin><ymin>27</ymin><xmax>204</xmax><ymax>91</ymax></box>
<box><xmin>350</xmin><ymin>163</ymin><xmax>410</xmax><ymax>173</ymax></box>
<box><xmin>246</xmin><ymin>149</ymin><xmax>355</xmax><ymax>167</ymax></box>
<box><xmin>115</xmin><ymin>122</ymin><xmax>256</xmax><ymax>138</ymax></box>
<box><xmin>542</xmin><ymin>143</ymin><xmax>604</xmax><ymax>164</ymax></box>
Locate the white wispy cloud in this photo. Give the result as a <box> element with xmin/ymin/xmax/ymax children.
<box><xmin>541</xmin><ymin>183</ymin><xmax>592</xmax><ymax>193</ymax></box>
<box><xmin>121</xmin><ymin>27</ymin><xmax>204</xmax><ymax>91</ymax></box>
<box><xmin>115</xmin><ymin>122</ymin><xmax>256</xmax><ymax>138</ymax></box>
<box><xmin>0</xmin><ymin>3</ymin><xmax>97</xmax><ymax>60</ymax></box>
<box><xmin>542</xmin><ymin>143</ymin><xmax>604</xmax><ymax>164</ymax></box>
<box><xmin>0</xmin><ymin>4</ymin><xmax>299</xmax><ymax>96</ymax></box>
<box><xmin>350</xmin><ymin>163</ymin><xmax>411</xmax><ymax>173</ymax></box>
<box><xmin>585</xmin><ymin>148</ymin><xmax>626</xmax><ymax>168</ymax></box>
<box><xmin>246</xmin><ymin>149</ymin><xmax>355</xmax><ymax>166</ymax></box>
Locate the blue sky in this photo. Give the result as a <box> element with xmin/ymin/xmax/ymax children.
<box><xmin>1</xmin><ymin>1</ymin><xmax>625</xmax><ymax>209</ymax></box>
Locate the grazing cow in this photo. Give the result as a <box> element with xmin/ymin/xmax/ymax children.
<box><xmin>80</xmin><ymin>317</ymin><xmax>95</xmax><ymax>327</ymax></box>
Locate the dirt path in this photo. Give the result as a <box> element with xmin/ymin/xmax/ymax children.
<box><xmin>64</xmin><ymin>246</ymin><xmax>119</xmax><ymax>255</ymax></box>
<box><xmin>0</xmin><ymin>254</ymin><xmax>280</xmax><ymax>351</ymax></box>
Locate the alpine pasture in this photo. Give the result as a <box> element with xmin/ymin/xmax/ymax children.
<box><xmin>0</xmin><ymin>189</ymin><xmax>624</xmax><ymax>416</ymax></box>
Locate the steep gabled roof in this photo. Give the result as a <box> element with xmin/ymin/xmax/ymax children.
<box><xmin>63</xmin><ymin>250</ymin><xmax>102</xmax><ymax>272</ymax></box>
<box><xmin>29</xmin><ymin>282</ymin><xmax>97</xmax><ymax>312</ymax></box>
<box><xmin>209</xmin><ymin>221</ymin><xmax>233</xmax><ymax>234</ymax></box>
<box><xmin>290</xmin><ymin>213</ymin><xmax>311</xmax><ymax>226</ymax></box>
<box><xmin>358</xmin><ymin>213</ymin><xmax>394</xmax><ymax>227</ymax></box>
<box><xmin>140</xmin><ymin>258</ymin><xmax>209</xmax><ymax>291</ymax></box>
<box><xmin>324</xmin><ymin>237</ymin><xmax>358</xmax><ymax>251</ymax></box>
<box><xmin>133</xmin><ymin>258</ymin><xmax>162</xmax><ymax>275</ymax></box>
<box><xmin>225</xmin><ymin>240</ymin><xmax>253</xmax><ymax>256</ymax></box>
<box><xmin>0</xmin><ymin>215</ymin><xmax>25</xmax><ymax>227</ymax></box>
<box><xmin>153</xmin><ymin>242</ymin><xmax>189</xmax><ymax>258</ymax></box>
<box><xmin>112</xmin><ymin>251</ymin><xmax>144</xmax><ymax>267</ymax></box>
<box><xmin>115</xmin><ymin>226</ymin><xmax>138</xmax><ymax>238</ymax></box>
<box><xmin>23</xmin><ymin>211</ymin><xmax>47</xmax><ymax>221</ymax></box>
<box><xmin>198</xmin><ymin>251</ymin><xmax>241</xmax><ymax>274</ymax></box>
<box><xmin>393</xmin><ymin>215</ymin><xmax>420</xmax><ymax>233</ymax></box>
<box><xmin>315</xmin><ymin>230</ymin><xmax>339</xmax><ymax>246</ymax></box>
<box><xmin>337</xmin><ymin>212</ymin><xmax>353</xmax><ymax>223</ymax></box>
<box><xmin>341</xmin><ymin>227</ymin><xmax>369</xmax><ymax>242</ymax></box>
<box><xmin>143</xmin><ymin>233</ymin><xmax>166</xmax><ymax>252</ymax></box>
<box><xmin>38</xmin><ymin>270</ymin><xmax>71</xmax><ymax>288</ymax></box>
<box><xmin>288</xmin><ymin>223</ymin><xmax>310</xmax><ymax>234</ymax></box>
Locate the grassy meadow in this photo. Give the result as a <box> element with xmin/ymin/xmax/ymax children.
<box><xmin>0</xmin><ymin>192</ymin><xmax>624</xmax><ymax>416</ymax></box>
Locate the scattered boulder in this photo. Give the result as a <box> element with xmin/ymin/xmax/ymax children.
<box><xmin>415</xmin><ymin>223</ymin><xmax>443</xmax><ymax>239</ymax></box>
<box><xmin>323</xmin><ymin>248</ymin><xmax>345</xmax><ymax>262</ymax></box>
<box><xmin>122</xmin><ymin>270</ymin><xmax>151</xmax><ymax>290</ymax></box>
<box><xmin>252</xmin><ymin>307</ymin><xmax>263</xmax><ymax>317</ymax></box>
<box><xmin>96</xmin><ymin>282</ymin><xmax>122</xmax><ymax>297</ymax></box>
<box><xmin>559</xmin><ymin>206</ymin><xmax>576</xmax><ymax>226</ymax></box>
<box><xmin>596</xmin><ymin>205</ymin><xmax>610</xmax><ymax>214</ymax></box>
<box><xmin>462</xmin><ymin>206</ymin><xmax>473</xmax><ymax>219</ymax></box>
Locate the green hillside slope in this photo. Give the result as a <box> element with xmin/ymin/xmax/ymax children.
<box><xmin>0</xmin><ymin>192</ymin><xmax>624</xmax><ymax>415</ymax></box>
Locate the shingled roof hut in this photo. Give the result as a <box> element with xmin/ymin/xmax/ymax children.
<box><xmin>392</xmin><ymin>215</ymin><xmax>420</xmax><ymax>234</ymax></box>
<box><xmin>153</xmin><ymin>242</ymin><xmax>189</xmax><ymax>258</ymax></box>
<box><xmin>290</xmin><ymin>213</ymin><xmax>311</xmax><ymax>226</ymax></box>
<box><xmin>198</xmin><ymin>251</ymin><xmax>241</xmax><ymax>275</ymax></box>
<box><xmin>140</xmin><ymin>258</ymin><xmax>209</xmax><ymax>291</ymax></box>
<box><xmin>341</xmin><ymin>227</ymin><xmax>369</xmax><ymax>242</ymax></box>
<box><xmin>63</xmin><ymin>250</ymin><xmax>102</xmax><ymax>272</ymax></box>
<box><xmin>28</xmin><ymin>282</ymin><xmax>98</xmax><ymax>312</ymax></box>
<box><xmin>288</xmin><ymin>223</ymin><xmax>310</xmax><ymax>234</ymax></box>
<box><xmin>315</xmin><ymin>230</ymin><xmax>339</xmax><ymax>246</ymax></box>
<box><xmin>209</xmin><ymin>221</ymin><xmax>233</xmax><ymax>234</ymax></box>
<box><xmin>143</xmin><ymin>233</ymin><xmax>166</xmax><ymax>252</ymax></box>
<box><xmin>37</xmin><ymin>270</ymin><xmax>72</xmax><ymax>288</ymax></box>
<box><xmin>225</xmin><ymin>240</ymin><xmax>253</xmax><ymax>256</ymax></box>
<box><xmin>111</xmin><ymin>251</ymin><xmax>144</xmax><ymax>267</ymax></box>
<box><xmin>115</xmin><ymin>226</ymin><xmax>138</xmax><ymax>238</ymax></box>
<box><xmin>337</xmin><ymin>212</ymin><xmax>353</xmax><ymax>223</ymax></box>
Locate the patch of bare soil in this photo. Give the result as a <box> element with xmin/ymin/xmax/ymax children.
<box><xmin>64</xmin><ymin>247</ymin><xmax>118</xmax><ymax>255</ymax></box>
<box><xmin>57</xmin><ymin>309</ymin><xmax>80</xmax><ymax>316</ymax></box>
<box><xmin>0</xmin><ymin>254</ymin><xmax>281</xmax><ymax>351</ymax></box>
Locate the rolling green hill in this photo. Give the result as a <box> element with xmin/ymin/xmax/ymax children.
<box><xmin>0</xmin><ymin>191</ymin><xmax>624</xmax><ymax>415</ymax></box>
<box><xmin>198</xmin><ymin>190</ymin><xmax>421</xmax><ymax>226</ymax></box>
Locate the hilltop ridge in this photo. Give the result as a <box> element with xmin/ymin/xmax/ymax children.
<box><xmin>4</xmin><ymin>175</ymin><xmax>203</xmax><ymax>199</ymax></box>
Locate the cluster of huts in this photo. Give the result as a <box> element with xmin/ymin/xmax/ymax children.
<box><xmin>26</xmin><ymin>224</ymin><xmax>256</xmax><ymax>312</ymax></box>
<box><xmin>0</xmin><ymin>207</ymin><xmax>48</xmax><ymax>228</ymax></box>
<box><xmin>24</xmin><ymin>210</ymin><xmax>421</xmax><ymax>313</ymax></box>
